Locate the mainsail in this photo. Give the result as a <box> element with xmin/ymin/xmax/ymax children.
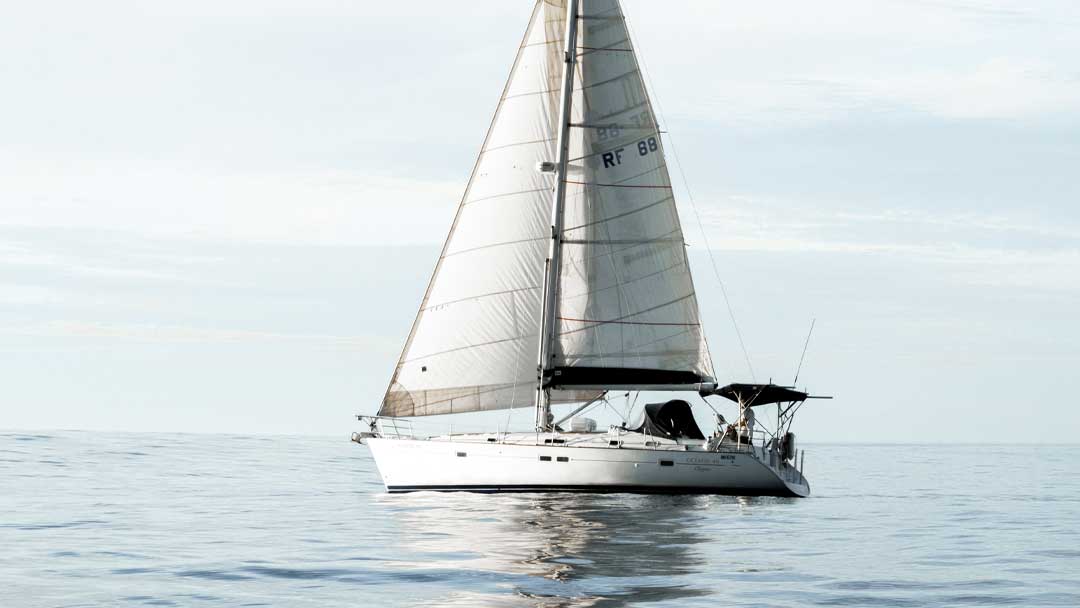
<box><xmin>380</xmin><ymin>0</ymin><xmax>713</xmax><ymax>418</ymax></box>
<box><xmin>548</xmin><ymin>0</ymin><xmax>714</xmax><ymax>388</ymax></box>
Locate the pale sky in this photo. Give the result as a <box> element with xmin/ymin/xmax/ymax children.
<box><xmin>2</xmin><ymin>0</ymin><xmax>1078</xmax><ymax>441</ymax></box>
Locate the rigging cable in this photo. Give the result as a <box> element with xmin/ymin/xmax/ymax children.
<box><xmin>623</xmin><ymin>6</ymin><xmax>756</xmax><ymax>382</ymax></box>
<box><xmin>793</xmin><ymin>318</ymin><xmax>817</xmax><ymax>386</ymax></box>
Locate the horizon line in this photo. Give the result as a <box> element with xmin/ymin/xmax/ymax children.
<box><xmin>3</xmin><ymin>428</ymin><xmax>1078</xmax><ymax>447</ymax></box>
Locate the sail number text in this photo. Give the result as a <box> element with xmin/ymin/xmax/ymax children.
<box><xmin>602</xmin><ymin>137</ymin><xmax>659</xmax><ymax>168</ymax></box>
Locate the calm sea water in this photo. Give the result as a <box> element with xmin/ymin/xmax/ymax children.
<box><xmin>2</xmin><ymin>432</ymin><xmax>1079</xmax><ymax>607</ymax></box>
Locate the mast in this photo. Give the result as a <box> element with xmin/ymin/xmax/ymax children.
<box><xmin>535</xmin><ymin>0</ymin><xmax>580</xmax><ymax>431</ymax></box>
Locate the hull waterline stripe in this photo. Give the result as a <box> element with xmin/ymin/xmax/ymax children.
<box><xmin>384</xmin><ymin>484</ymin><xmax>807</xmax><ymax>498</ymax></box>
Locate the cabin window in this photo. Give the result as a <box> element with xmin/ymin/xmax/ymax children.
<box><xmin>486</xmin><ymin>437</ymin><xmax>497</xmax><ymax>442</ymax></box>
<box><xmin>539</xmin><ymin>456</ymin><xmax>552</xmax><ymax>462</ymax></box>
<box><xmin>557</xmin><ymin>456</ymin><xmax>569</xmax><ymax>463</ymax></box>
<box><xmin>659</xmin><ymin>460</ymin><xmax>674</xmax><ymax>467</ymax></box>
<box><xmin>544</xmin><ymin>438</ymin><xmax>566</xmax><ymax>445</ymax></box>
<box><xmin>608</xmin><ymin>440</ymin><xmax>620</xmax><ymax>447</ymax></box>
<box><xmin>456</xmin><ymin>452</ymin><xmax>467</xmax><ymax>458</ymax></box>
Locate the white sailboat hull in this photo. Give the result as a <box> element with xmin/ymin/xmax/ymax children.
<box><xmin>365</xmin><ymin>435</ymin><xmax>810</xmax><ymax>498</ymax></box>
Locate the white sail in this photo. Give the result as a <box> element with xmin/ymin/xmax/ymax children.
<box><xmin>550</xmin><ymin>0</ymin><xmax>714</xmax><ymax>387</ymax></box>
<box><xmin>380</xmin><ymin>2</ymin><xmax>594</xmax><ymax>417</ymax></box>
<box><xmin>381</xmin><ymin>0</ymin><xmax>714</xmax><ymax>417</ymax></box>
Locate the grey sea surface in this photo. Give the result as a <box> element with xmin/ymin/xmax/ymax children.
<box><xmin>2</xmin><ymin>432</ymin><xmax>1079</xmax><ymax>607</ymax></box>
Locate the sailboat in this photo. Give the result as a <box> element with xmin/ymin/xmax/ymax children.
<box><xmin>353</xmin><ymin>0</ymin><xmax>822</xmax><ymax>497</ymax></box>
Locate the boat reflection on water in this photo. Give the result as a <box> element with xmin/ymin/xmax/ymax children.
<box><xmin>374</xmin><ymin>492</ymin><xmax>787</xmax><ymax>606</ymax></box>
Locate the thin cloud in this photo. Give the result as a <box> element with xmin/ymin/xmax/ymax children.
<box><xmin>684</xmin><ymin>197</ymin><xmax>1080</xmax><ymax>290</ymax></box>
<box><xmin>0</xmin><ymin>320</ymin><xmax>383</xmax><ymax>348</ymax></box>
<box><xmin>1</xmin><ymin>169</ymin><xmax>462</xmax><ymax>247</ymax></box>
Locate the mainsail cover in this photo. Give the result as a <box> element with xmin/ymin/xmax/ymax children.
<box><xmin>380</xmin><ymin>2</ymin><xmax>594</xmax><ymax>417</ymax></box>
<box><xmin>551</xmin><ymin>0</ymin><xmax>714</xmax><ymax>386</ymax></box>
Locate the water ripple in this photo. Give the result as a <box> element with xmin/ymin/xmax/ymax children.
<box><xmin>1</xmin><ymin>433</ymin><xmax>1077</xmax><ymax>607</ymax></box>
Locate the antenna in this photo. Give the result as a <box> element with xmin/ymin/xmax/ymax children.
<box><xmin>793</xmin><ymin>318</ymin><xmax>816</xmax><ymax>386</ymax></box>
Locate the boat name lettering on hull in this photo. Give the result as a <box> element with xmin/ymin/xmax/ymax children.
<box><xmin>686</xmin><ymin>455</ymin><xmax>735</xmax><ymax>465</ymax></box>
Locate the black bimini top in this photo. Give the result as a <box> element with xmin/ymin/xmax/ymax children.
<box><xmin>714</xmin><ymin>383</ymin><xmax>808</xmax><ymax>407</ymax></box>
